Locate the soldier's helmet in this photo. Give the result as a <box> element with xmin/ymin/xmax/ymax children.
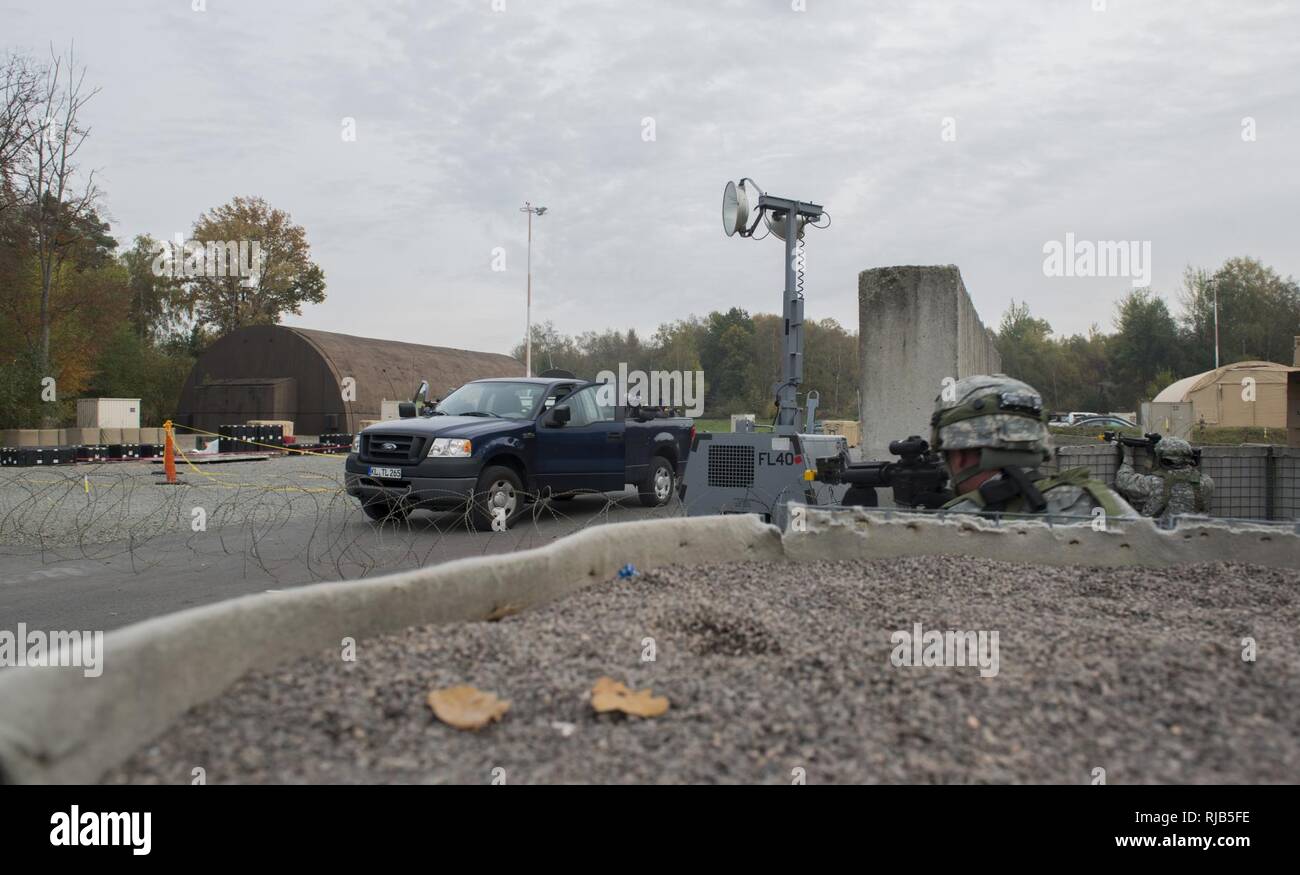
<box><xmin>1154</xmin><ymin>436</ymin><xmax>1194</xmax><ymax>467</ymax></box>
<box><xmin>931</xmin><ymin>374</ymin><xmax>1051</xmax><ymax>476</ymax></box>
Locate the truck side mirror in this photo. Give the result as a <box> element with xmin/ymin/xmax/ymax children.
<box><xmin>397</xmin><ymin>401</ymin><xmax>417</xmax><ymax>418</ymax></box>
<box><xmin>547</xmin><ymin>404</ymin><xmax>571</xmax><ymax>427</ymax></box>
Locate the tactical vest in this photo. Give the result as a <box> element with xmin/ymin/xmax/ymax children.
<box><xmin>1153</xmin><ymin>468</ymin><xmax>1207</xmax><ymax>515</ymax></box>
<box><xmin>942</xmin><ymin>466</ymin><xmax>1127</xmax><ymax>518</ymax></box>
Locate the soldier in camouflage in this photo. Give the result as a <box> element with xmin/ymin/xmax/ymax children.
<box><xmin>1114</xmin><ymin>436</ymin><xmax>1213</xmax><ymax>522</ymax></box>
<box><xmin>931</xmin><ymin>374</ymin><xmax>1136</xmax><ymax>519</ymax></box>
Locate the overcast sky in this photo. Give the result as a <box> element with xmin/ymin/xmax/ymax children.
<box><xmin>6</xmin><ymin>0</ymin><xmax>1298</xmax><ymax>355</ymax></box>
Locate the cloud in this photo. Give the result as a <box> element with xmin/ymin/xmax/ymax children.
<box><xmin>9</xmin><ymin>0</ymin><xmax>1299</xmax><ymax>350</ymax></box>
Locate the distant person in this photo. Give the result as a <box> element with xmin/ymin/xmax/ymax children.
<box><xmin>1114</xmin><ymin>437</ymin><xmax>1213</xmax><ymax>521</ymax></box>
<box><xmin>931</xmin><ymin>375</ymin><xmax>1135</xmax><ymax>519</ymax></box>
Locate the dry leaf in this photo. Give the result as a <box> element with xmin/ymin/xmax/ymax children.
<box><xmin>485</xmin><ymin>602</ymin><xmax>523</xmax><ymax>622</ymax></box>
<box><xmin>427</xmin><ymin>685</ymin><xmax>510</xmax><ymax>730</ymax></box>
<box><xmin>590</xmin><ymin>676</ymin><xmax>669</xmax><ymax>718</ymax></box>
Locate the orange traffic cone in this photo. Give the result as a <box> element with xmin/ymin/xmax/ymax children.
<box><xmin>157</xmin><ymin>419</ymin><xmax>184</xmax><ymax>486</ymax></box>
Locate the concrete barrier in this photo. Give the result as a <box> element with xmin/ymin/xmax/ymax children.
<box><xmin>1</xmin><ymin>430</ymin><xmax>39</xmax><ymax>447</ymax></box>
<box><xmin>62</xmin><ymin>427</ymin><xmax>100</xmax><ymax>445</ymax></box>
<box><xmin>0</xmin><ymin>514</ymin><xmax>782</xmax><ymax>784</ymax></box>
<box><xmin>858</xmin><ymin>265</ymin><xmax>1001</xmax><ymax>460</ymax></box>
<box><xmin>1</xmin><ymin>508</ymin><xmax>1295</xmax><ymax>784</ymax></box>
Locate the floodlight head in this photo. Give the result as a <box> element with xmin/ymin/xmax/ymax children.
<box><xmin>765</xmin><ymin>209</ymin><xmax>808</xmax><ymax>241</ymax></box>
<box><xmin>722</xmin><ymin>180</ymin><xmax>749</xmax><ymax>237</ymax></box>
<box><xmin>535</xmin><ymin>206</ymin><xmax>547</xmax><ymax>216</ymax></box>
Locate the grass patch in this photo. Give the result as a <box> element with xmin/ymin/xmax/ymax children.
<box><xmin>693</xmin><ymin>418</ymin><xmax>734</xmax><ymax>433</ymax></box>
<box><xmin>1193</xmin><ymin>426</ymin><xmax>1289</xmax><ymax>446</ymax></box>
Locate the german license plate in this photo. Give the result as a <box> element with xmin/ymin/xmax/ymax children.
<box><xmin>368</xmin><ymin>466</ymin><xmax>403</xmax><ymax>479</ymax></box>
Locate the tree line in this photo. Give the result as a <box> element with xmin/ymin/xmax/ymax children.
<box><xmin>999</xmin><ymin>257</ymin><xmax>1300</xmax><ymax>414</ymax></box>
<box><xmin>0</xmin><ymin>48</ymin><xmax>326</xmax><ymax>429</ymax></box>
<box><xmin>518</xmin><ymin>255</ymin><xmax>1300</xmax><ymax>421</ymax></box>
<box><xmin>513</xmin><ymin>312</ymin><xmax>861</xmax><ymax>421</ymax></box>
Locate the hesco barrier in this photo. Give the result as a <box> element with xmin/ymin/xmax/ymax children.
<box><xmin>1053</xmin><ymin>443</ymin><xmax>1300</xmax><ymax>521</ymax></box>
<box><xmin>0</xmin><ymin>510</ymin><xmax>1296</xmax><ymax>784</ymax></box>
<box><xmin>784</xmin><ymin>506</ymin><xmax>1300</xmax><ymax>568</ymax></box>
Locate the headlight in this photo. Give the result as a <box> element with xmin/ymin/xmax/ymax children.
<box><xmin>428</xmin><ymin>438</ymin><xmax>472</xmax><ymax>458</ymax></box>
<box><xmin>351</xmin><ymin>435</ymin><xmax>361</xmax><ymax>453</ymax></box>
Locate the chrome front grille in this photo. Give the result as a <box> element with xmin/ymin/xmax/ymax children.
<box><xmin>362</xmin><ymin>433</ymin><xmax>424</xmax><ymax>463</ymax></box>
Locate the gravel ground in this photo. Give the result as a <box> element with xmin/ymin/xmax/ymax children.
<box><xmin>107</xmin><ymin>556</ymin><xmax>1300</xmax><ymax>784</ymax></box>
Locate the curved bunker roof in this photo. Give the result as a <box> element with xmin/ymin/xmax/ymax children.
<box><xmin>1150</xmin><ymin>359</ymin><xmax>1299</xmax><ymax>429</ymax></box>
<box><xmin>176</xmin><ymin>325</ymin><xmax>523</xmax><ymax>435</ymax></box>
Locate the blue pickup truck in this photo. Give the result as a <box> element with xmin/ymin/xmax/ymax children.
<box><xmin>344</xmin><ymin>377</ymin><xmax>694</xmax><ymax>529</ymax></box>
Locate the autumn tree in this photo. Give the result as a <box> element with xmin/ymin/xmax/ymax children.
<box><xmin>16</xmin><ymin>46</ymin><xmax>101</xmax><ymax>380</ymax></box>
<box><xmin>1109</xmin><ymin>288</ymin><xmax>1183</xmax><ymax>406</ymax></box>
<box><xmin>1178</xmin><ymin>257</ymin><xmax>1300</xmax><ymax>370</ymax></box>
<box><xmin>182</xmin><ymin>196</ymin><xmax>326</xmax><ymax>337</ymax></box>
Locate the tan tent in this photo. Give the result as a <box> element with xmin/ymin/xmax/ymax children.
<box><xmin>1152</xmin><ymin>360</ymin><xmax>1299</xmax><ymax>433</ymax></box>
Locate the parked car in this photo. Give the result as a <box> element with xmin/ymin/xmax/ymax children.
<box><xmin>344</xmin><ymin>377</ymin><xmax>694</xmax><ymax>529</ymax></box>
<box><xmin>1071</xmin><ymin>415</ymin><xmax>1137</xmax><ymax>429</ymax></box>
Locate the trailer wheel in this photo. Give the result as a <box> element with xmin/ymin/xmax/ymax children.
<box><xmin>639</xmin><ymin>456</ymin><xmax>676</xmax><ymax>508</ymax></box>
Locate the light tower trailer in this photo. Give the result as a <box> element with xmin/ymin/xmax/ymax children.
<box><xmin>680</xmin><ymin>180</ymin><xmax>951</xmax><ymax>527</ymax></box>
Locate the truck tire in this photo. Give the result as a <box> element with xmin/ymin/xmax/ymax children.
<box><xmin>638</xmin><ymin>455</ymin><xmax>676</xmax><ymax>508</ymax></box>
<box><xmin>360</xmin><ymin>497</ymin><xmax>409</xmax><ymax>523</ymax></box>
<box><xmin>471</xmin><ymin>465</ymin><xmax>525</xmax><ymax>530</ymax></box>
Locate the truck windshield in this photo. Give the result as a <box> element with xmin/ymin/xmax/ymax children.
<box><xmin>435</xmin><ymin>382</ymin><xmax>549</xmax><ymax>419</ymax></box>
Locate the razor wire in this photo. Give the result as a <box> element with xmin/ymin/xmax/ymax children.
<box><xmin>0</xmin><ymin>455</ymin><xmax>696</xmax><ymax>585</ymax></box>
<box><xmin>3</xmin><ymin>452</ymin><xmax>1295</xmax><ymax>590</ymax></box>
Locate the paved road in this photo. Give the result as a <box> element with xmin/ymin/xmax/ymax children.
<box><xmin>0</xmin><ymin>490</ymin><xmax>667</xmax><ymax>632</ymax></box>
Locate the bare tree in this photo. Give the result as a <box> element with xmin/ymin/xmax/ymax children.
<box><xmin>17</xmin><ymin>45</ymin><xmax>101</xmax><ymax>378</ymax></box>
<box><xmin>0</xmin><ymin>53</ymin><xmax>40</xmax><ymax>216</ymax></box>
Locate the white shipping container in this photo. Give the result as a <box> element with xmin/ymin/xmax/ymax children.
<box><xmin>77</xmin><ymin>398</ymin><xmax>141</xmax><ymax>429</ymax></box>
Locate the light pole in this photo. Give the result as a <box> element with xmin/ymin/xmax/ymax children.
<box><xmin>1212</xmin><ymin>277</ymin><xmax>1220</xmax><ymax>369</ymax></box>
<box><xmin>520</xmin><ymin>202</ymin><xmax>547</xmax><ymax>377</ymax></box>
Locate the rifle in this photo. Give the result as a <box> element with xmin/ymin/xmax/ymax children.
<box><xmin>817</xmin><ymin>435</ymin><xmax>953</xmax><ymax>509</ymax></box>
<box><xmin>1101</xmin><ymin>431</ymin><xmax>1202</xmax><ymax>466</ymax></box>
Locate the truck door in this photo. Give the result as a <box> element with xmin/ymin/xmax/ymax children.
<box><xmin>534</xmin><ymin>385</ymin><xmax>625</xmax><ymax>493</ymax></box>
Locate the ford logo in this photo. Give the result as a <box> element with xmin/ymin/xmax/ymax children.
<box><xmin>381</xmin><ymin>442</ymin><xmax>397</xmax><ymax>451</ymax></box>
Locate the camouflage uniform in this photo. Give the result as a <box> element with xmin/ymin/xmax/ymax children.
<box><xmin>931</xmin><ymin>375</ymin><xmax>1136</xmax><ymax>520</ymax></box>
<box><xmin>1114</xmin><ymin>437</ymin><xmax>1213</xmax><ymax>521</ymax></box>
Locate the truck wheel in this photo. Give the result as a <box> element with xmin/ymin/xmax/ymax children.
<box><xmin>471</xmin><ymin>465</ymin><xmax>525</xmax><ymax>530</ymax></box>
<box><xmin>639</xmin><ymin>456</ymin><xmax>676</xmax><ymax>508</ymax></box>
<box><xmin>360</xmin><ymin>497</ymin><xmax>409</xmax><ymax>523</ymax></box>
